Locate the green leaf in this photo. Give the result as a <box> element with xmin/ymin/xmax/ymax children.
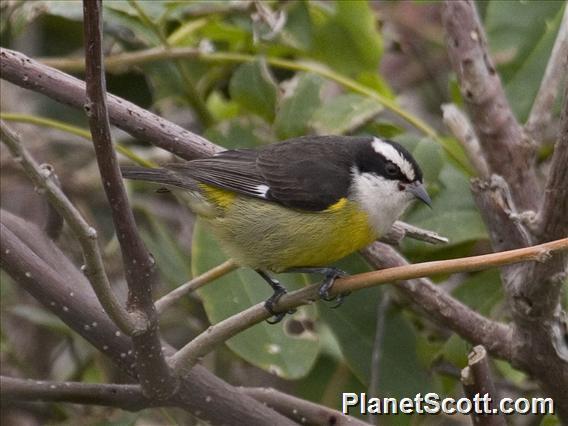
<box><xmin>10</xmin><ymin>306</ymin><xmax>70</xmax><ymax>335</ymax></box>
<box><xmin>484</xmin><ymin>0</ymin><xmax>565</xmax><ymax>121</ymax></box>
<box><xmin>274</xmin><ymin>73</ymin><xmax>324</xmax><ymax>139</ymax></box>
<box><xmin>204</xmin><ymin>116</ymin><xmax>275</xmax><ymax>149</ymax></box>
<box><xmin>140</xmin><ymin>212</ymin><xmax>190</xmax><ymax>288</ymax></box>
<box><xmin>318</xmin><ymin>254</ymin><xmax>431</xmax><ymax>399</ymax></box>
<box><xmin>206</xmin><ymin>91</ymin><xmax>240</xmax><ymax>122</ymax></box>
<box><xmin>192</xmin><ymin>220</ymin><xmax>319</xmax><ymax>379</ymax></box>
<box><xmin>229</xmin><ymin>60</ymin><xmax>279</xmax><ymax>122</ymax></box>
<box><xmin>403</xmin><ymin>164</ymin><xmax>487</xmax><ymax>251</ymax></box>
<box><xmin>310</xmin><ymin>1</ymin><xmax>383</xmax><ymax>76</ymax></box>
<box><xmin>310</xmin><ymin>94</ymin><xmax>383</xmax><ymax>135</ymax></box>
<box><xmin>440</xmin><ymin>334</ymin><xmax>470</xmax><ymax>367</ymax></box>
<box><xmin>451</xmin><ymin>270</ymin><xmax>504</xmax><ymax>317</ymax></box>
<box><xmin>281</xmin><ymin>0</ymin><xmax>313</xmax><ymax>51</ymax></box>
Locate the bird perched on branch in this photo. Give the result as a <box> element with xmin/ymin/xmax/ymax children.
<box><xmin>122</xmin><ymin>136</ymin><xmax>431</xmax><ymax>322</ymax></box>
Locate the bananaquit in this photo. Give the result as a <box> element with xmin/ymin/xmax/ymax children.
<box><xmin>122</xmin><ymin>135</ymin><xmax>431</xmax><ymax>322</ymax></box>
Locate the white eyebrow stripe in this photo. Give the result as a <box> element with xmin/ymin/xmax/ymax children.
<box><xmin>371</xmin><ymin>137</ymin><xmax>415</xmax><ymax>181</ymax></box>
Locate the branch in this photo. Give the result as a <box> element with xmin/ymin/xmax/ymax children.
<box><xmin>171</xmin><ymin>238</ymin><xmax>567</xmax><ymax>372</ymax></box>
<box><xmin>0</xmin><ymin>47</ymin><xmax>219</xmax><ymax>160</ymax></box>
<box><xmin>0</xmin><ymin>377</ymin><xmax>158</xmax><ymax>412</ymax></box>
<box><xmin>538</xmin><ymin>82</ymin><xmax>568</xmax><ymax>244</ymax></box>
<box><xmin>442</xmin><ymin>0</ymin><xmax>540</xmax><ymax>211</ymax></box>
<box><xmin>82</xmin><ymin>0</ymin><xmax>175</xmax><ymax>399</ymax></box>
<box><xmin>155</xmin><ymin>259</ymin><xmax>238</xmax><ymax>315</ymax></box>
<box><xmin>0</xmin><ymin>214</ymin><xmax>297</xmax><ymax>425</ymax></box>
<box><xmin>525</xmin><ymin>7</ymin><xmax>568</xmax><ymax>142</ymax></box>
<box><xmin>0</xmin><ymin>121</ymin><xmax>134</xmax><ymax>334</ymax></box>
<box><xmin>441</xmin><ymin>103</ymin><xmax>490</xmax><ymax>178</ymax></box>
<box><xmin>361</xmin><ymin>243</ymin><xmax>512</xmax><ymax>361</ymax></box>
<box><xmin>242</xmin><ymin>387</ymin><xmax>369</xmax><ymax>426</ymax></box>
<box><xmin>382</xmin><ymin>221</ymin><xmax>449</xmax><ymax>245</ymax></box>
<box><xmin>461</xmin><ymin>346</ymin><xmax>506</xmax><ymax>426</ymax></box>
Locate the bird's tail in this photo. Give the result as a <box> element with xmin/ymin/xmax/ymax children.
<box><xmin>121</xmin><ymin>166</ymin><xmax>198</xmax><ymax>191</ymax></box>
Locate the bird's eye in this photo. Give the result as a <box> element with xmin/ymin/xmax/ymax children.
<box><xmin>385</xmin><ymin>162</ymin><xmax>398</xmax><ymax>176</ymax></box>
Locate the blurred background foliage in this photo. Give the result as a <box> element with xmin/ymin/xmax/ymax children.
<box><xmin>0</xmin><ymin>1</ymin><xmax>565</xmax><ymax>425</ymax></box>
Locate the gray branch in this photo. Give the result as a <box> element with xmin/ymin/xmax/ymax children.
<box><xmin>525</xmin><ymin>7</ymin><xmax>568</xmax><ymax>142</ymax></box>
<box><xmin>0</xmin><ymin>213</ymin><xmax>296</xmax><ymax>426</ymax></box>
<box><xmin>361</xmin><ymin>243</ymin><xmax>513</xmax><ymax>361</ymax></box>
<box><xmin>461</xmin><ymin>346</ymin><xmax>506</xmax><ymax>426</ymax></box>
<box><xmin>82</xmin><ymin>0</ymin><xmax>175</xmax><ymax>399</ymax></box>
<box><xmin>442</xmin><ymin>0</ymin><xmax>540</xmax><ymax>211</ymax></box>
<box><xmin>0</xmin><ymin>47</ymin><xmax>219</xmax><ymax>160</ymax></box>
<box><xmin>1</xmin><ymin>377</ymin><xmax>158</xmax><ymax>412</ymax></box>
<box><xmin>0</xmin><ymin>121</ymin><xmax>134</xmax><ymax>334</ymax></box>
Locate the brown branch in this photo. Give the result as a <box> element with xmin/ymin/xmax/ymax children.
<box><xmin>0</xmin><ymin>122</ymin><xmax>134</xmax><ymax>334</ymax></box>
<box><xmin>0</xmin><ymin>213</ymin><xmax>297</xmax><ymax>425</ymax></box>
<box><xmin>441</xmin><ymin>103</ymin><xmax>490</xmax><ymax>178</ymax></box>
<box><xmin>442</xmin><ymin>0</ymin><xmax>540</xmax><ymax>211</ymax></box>
<box><xmin>242</xmin><ymin>387</ymin><xmax>369</xmax><ymax>426</ymax></box>
<box><xmin>361</xmin><ymin>243</ymin><xmax>512</xmax><ymax>361</ymax></box>
<box><xmin>461</xmin><ymin>346</ymin><xmax>506</xmax><ymax>426</ymax></box>
<box><xmin>171</xmin><ymin>238</ymin><xmax>567</xmax><ymax>371</ymax></box>
<box><xmin>0</xmin><ymin>47</ymin><xmax>219</xmax><ymax>160</ymax></box>
<box><xmin>0</xmin><ymin>377</ymin><xmax>158</xmax><ymax>412</ymax></box>
<box><xmin>444</xmin><ymin>2</ymin><xmax>568</xmax><ymax>418</ymax></box>
<box><xmin>525</xmin><ymin>7</ymin><xmax>568</xmax><ymax>142</ymax></box>
<box><xmin>538</xmin><ymin>83</ymin><xmax>568</xmax><ymax>245</ymax></box>
<box><xmin>507</xmin><ymin>74</ymin><xmax>568</xmax><ymax>420</ymax></box>
<box><xmin>82</xmin><ymin>0</ymin><xmax>175</xmax><ymax>399</ymax></box>
<box><xmin>382</xmin><ymin>221</ymin><xmax>449</xmax><ymax>245</ymax></box>
<box><xmin>155</xmin><ymin>259</ymin><xmax>238</xmax><ymax>315</ymax></box>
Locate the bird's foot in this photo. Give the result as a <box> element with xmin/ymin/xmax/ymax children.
<box><xmin>317</xmin><ymin>268</ymin><xmax>350</xmax><ymax>307</ymax></box>
<box><xmin>257</xmin><ymin>270</ymin><xmax>296</xmax><ymax>324</ymax></box>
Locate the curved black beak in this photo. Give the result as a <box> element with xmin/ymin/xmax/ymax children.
<box><xmin>407</xmin><ymin>182</ymin><xmax>432</xmax><ymax>207</ymax></box>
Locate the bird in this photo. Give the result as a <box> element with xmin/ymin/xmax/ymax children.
<box><xmin>121</xmin><ymin>135</ymin><xmax>431</xmax><ymax>323</ymax></box>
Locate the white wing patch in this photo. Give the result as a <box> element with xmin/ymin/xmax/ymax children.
<box><xmin>253</xmin><ymin>184</ymin><xmax>270</xmax><ymax>198</ymax></box>
<box><xmin>371</xmin><ymin>137</ymin><xmax>415</xmax><ymax>181</ymax></box>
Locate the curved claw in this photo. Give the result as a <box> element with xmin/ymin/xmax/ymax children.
<box><xmin>263</xmin><ymin>286</ymin><xmax>296</xmax><ymax>324</ymax></box>
<box><xmin>330</xmin><ymin>291</ymin><xmax>351</xmax><ymax>308</ymax></box>
<box><xmin>266</xmin><ymin>312</ymin><xmax>287</xmax><ymax>324</ymax></box>
<box><xmin>318</xmin><ymin>268</ymin><xmax>347</xmax><ymax>300</ymax></box>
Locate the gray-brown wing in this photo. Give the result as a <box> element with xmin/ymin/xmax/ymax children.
<box><xmin>257</xmin><ymin>137</ymin><xmax>356</xmax><ymax>211</ymax></box>
<box><xmin>166</xmin><ymin>149</ymin><xmax>271</xmax><ymax>199</ymax></box>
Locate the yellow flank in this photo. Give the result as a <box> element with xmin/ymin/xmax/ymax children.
<box><xmin>198</xmin><ymin>184</ymin><xmax>236</xmax><ymax>210</ymax></box>
<box><xmin>195</xmin><ymin>186</ymin><xmax>378</xmax><ymax>273</ymax></box>
<box><xmin>325</xmin><ymin>197</ymin><xmax>348</xmax><ymax>212</ymax></box>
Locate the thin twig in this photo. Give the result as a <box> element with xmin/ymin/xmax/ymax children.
<box><xmin>242</xmin><ymin>387</ymin><xmax>370</xmax><ymax>426</ymax></box>
<box><xmin>0</xmin><ymin>47</ymin><xmax>219</xmax><ymax>160</ymax></box>
<box><xmin>525</xmin><ymin>6</ymin><xmax>568</xmax><ymax>142</ymax></box>
<box><xmin>156</xmin><ymin>259</ymin><xmax>238</xmax><ymax>315</ymax></box>
<box><xmin>441</xmin><ymin>103</ymin><xmax>490</xmax><ymax>178</ymax></box>
<box><xmin>461</xmin><ymin>346</ymin><xmax>507</xmax><ymax>426</ymax></box>
<box><xmin>0</xmin><ymin>121</ymin><xmax>135</xmax><ymax>334</ymax></box>
<box><xmin>0</xmin><ymin>215</ymin><xmax>296</xmax><ymax>426</ymax></box>
<box><xmin>0</xmin><ymin>376</ymin><xmax>158</xmax><ymax>412</ymax></box>
<box><xmin>170</xmin><ymin>238</ymin><xmax>567</xmax><ymax>373</ymax></box>
<box><xmin>82</xmin><ymin>0</ymin><xmax>175</xmax><ymax>399</ymax></box>
<box><xmin>384</xmin><ymin>220</ymin><xmax>449</xmax><ymax>245</ymax></box>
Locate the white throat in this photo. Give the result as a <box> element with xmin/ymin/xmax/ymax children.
<box><xmin>349</xmin><ymin>170</ymin><xmax>413</xmax><ymax>237</ymax></box>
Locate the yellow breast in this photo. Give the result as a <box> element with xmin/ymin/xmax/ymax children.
<box><xmin>197</xmin><ymin>185</ymin><xmax>378</xmax><ymax>272</ymax></box>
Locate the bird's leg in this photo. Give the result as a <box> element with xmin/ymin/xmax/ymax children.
<box><xmin>256</xmin><ymin>270</ymin><xmax>296</xmax><ymax>324</ymax></box>
<box><xmin>284</xmin><ymin>267</ymin><xmax>351</xmax><ymax>308</ymax></box>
